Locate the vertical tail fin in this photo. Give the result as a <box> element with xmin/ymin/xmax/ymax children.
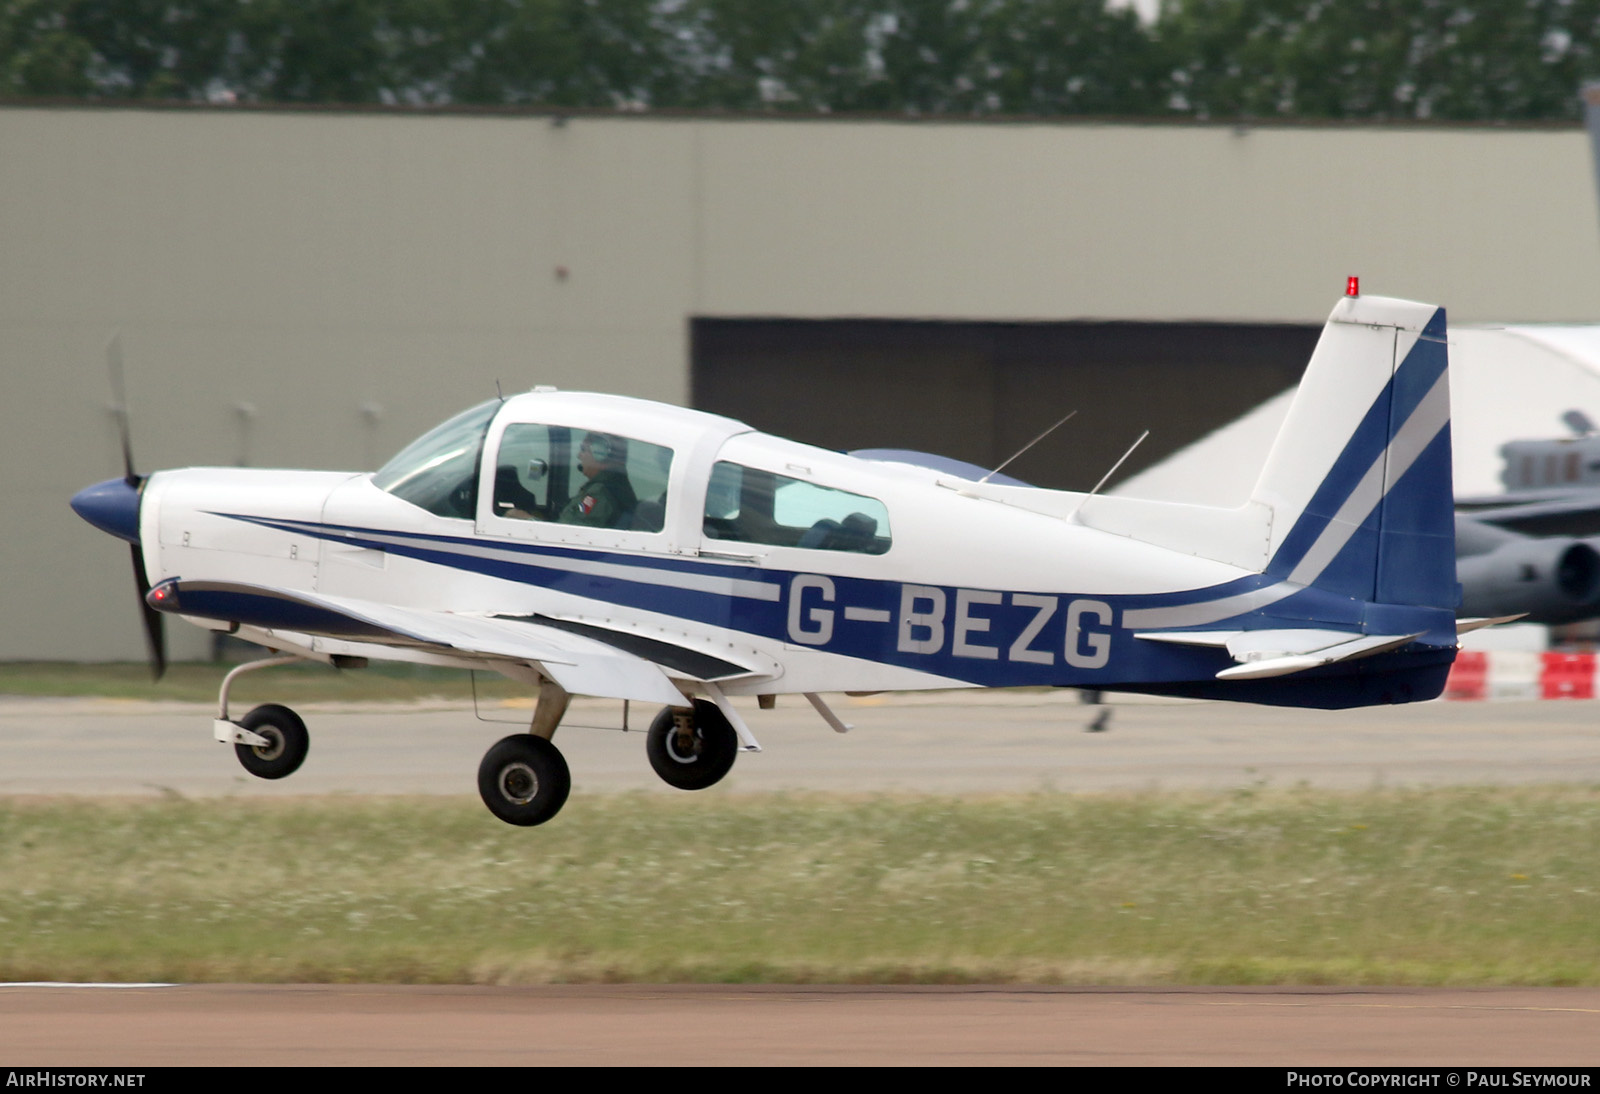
<box><xmin>1251</xmin><ymin>294</ymin><xmax>1456</xmax><ymax>609</ymax></box>
<box><xmin>1077</xmin><ymin>291</ymin><xmax>1455</xmax><ymax>614</ymax></box>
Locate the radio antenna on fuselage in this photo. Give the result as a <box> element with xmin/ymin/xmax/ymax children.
<box><xmin>980</xmin><ymin>410</ymin><xmax>1077</xmax><ymax>484</ymax></box>
<box><xmin>1068</xmin><ymin>429</ymin><xmax>1149</xmax><ymax>520</ymax></box>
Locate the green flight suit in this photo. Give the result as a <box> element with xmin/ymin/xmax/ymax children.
<box><xmin>559</xmin><ymin>469</ymin><xmax>637</xmax><ymax>528</ymax></box>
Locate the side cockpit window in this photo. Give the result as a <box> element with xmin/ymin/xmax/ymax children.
<box><xmin>703</xmin><ymin>461</ymin><xmax>890</xmax><ymax>554</ymax></box>
<box><xmin>492</xmin><ymin>424</ymin><xmax>673</xmax><ymax>533</ymax></box>
<box><xmin>373</xmin><ymin>400</ymin><xmax>498</xmax><ymax>519</ymax></box>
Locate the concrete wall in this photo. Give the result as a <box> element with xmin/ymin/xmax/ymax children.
<box><xmin>6</xmin><ymin>104</ymin><xmax>1600</xmax><ymax>659</ymax></box>
<box><xmin>695</xmin><ymin>119</ymin><xmax>1600</xmax><ymax>323</ymax></box>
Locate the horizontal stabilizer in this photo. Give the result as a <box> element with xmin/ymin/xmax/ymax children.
<box><xmin>1214</xmin><ymin>633</ymin><xmax>1423</xmax><ymax>680</ymax></box>
<box><xmin>1455</xmin><ymin>614</ymin><xmax>1527</xmax><ymax>635</ymax></box>
<box><xmin>1136</xmin><ymin>627</ymin><xmax>1423</xmax><ymax>680</ymax></box>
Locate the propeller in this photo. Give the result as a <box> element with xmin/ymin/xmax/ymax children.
<box><xmin>106</xmin><ymin>334</ymin><xmax>167</xmax><ymax>680</ymax></box>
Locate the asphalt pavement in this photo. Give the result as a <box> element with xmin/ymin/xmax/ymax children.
<box><xmin>2</xmin><ymin>690</ymin><xmax>1595</xmax><ymax>799</ymax></box>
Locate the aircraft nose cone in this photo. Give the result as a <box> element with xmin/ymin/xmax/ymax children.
<box><xmin>70</xmin><ymin>477</ymin><xmax>142</xmax><ymax>544</ymax></box>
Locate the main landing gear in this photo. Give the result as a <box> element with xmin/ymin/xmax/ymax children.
<box><xmin>646</xmin><ymin>700</ymin><xmax>738</xmax><ymax>790</ymax></box>
<box><xmin>476</xmin><ymin>686</ymin><xmax>749</xmax><ymax>827</ymax></box>
<box><xmin>478</xmin><ymin>680</ymin><xmax>574</xmax><ymax>827</ymax></box>
<box><xmin>477</xmin><ymin>734</ymin><xmax>571</xmax><ymax>826</ymax></box>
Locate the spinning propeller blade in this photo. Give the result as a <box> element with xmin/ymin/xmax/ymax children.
<box><xmin>105</xmin><ymin>334</ymin><xmax>166</xmax><ymax>679</ymax></box>
<box><xmin>130</xmin><ymin>543</ymin><xmax>166</xmax><ymax>680</ymax></box>
<box><xmin>107</xmin><ymin>334</ymin><xmax>138</xmax><ymax>487</ymax></box>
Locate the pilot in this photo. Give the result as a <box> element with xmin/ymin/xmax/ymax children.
<box><xmin>560</xmin><ymin>431</ymin><xmax>637</xmax><ymax>527</ymax></box>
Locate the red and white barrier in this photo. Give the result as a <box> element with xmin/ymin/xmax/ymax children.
<box><xmin>1443</xmin><ymin>650</ymin><xmax>1598</xmax><ymax>700</ymax></box>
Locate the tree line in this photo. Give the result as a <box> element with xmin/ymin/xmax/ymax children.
<box><xmin>6</xmin><ymin>0</ymin><xmax>1600</xmax><ymax>122</ymax></box>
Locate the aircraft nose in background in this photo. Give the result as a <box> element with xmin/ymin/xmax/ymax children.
<box><xmin>70</xmin><ymin>477</ymin><xmax>141</xmax><ymax>543</ymax></box>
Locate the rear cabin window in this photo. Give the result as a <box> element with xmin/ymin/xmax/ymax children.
<box><xmin>491</xmin><ymin>424</ymin><xmax>673</xmax><ymax>532</ymax></box>
<box><xmin>703</xmin><ymin>461</ymin><xmax>890</xmax><ymax>554</ymax></box>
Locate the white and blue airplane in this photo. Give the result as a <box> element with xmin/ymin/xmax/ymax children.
<box><xmin>72</xmin><ymin>287</ymin><xmax>1480</xmax><ymax>826</ymax></box>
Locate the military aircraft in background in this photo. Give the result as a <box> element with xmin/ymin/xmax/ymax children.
<box><xmin>71</xmin><ymin>287</ymin><xmax>1482</xmax><ymax>827</ymax></box>
<box><xmin>1454</xmin><ymin>411</ymin><xmax>1600</xmax><ymax>624</ymax></box>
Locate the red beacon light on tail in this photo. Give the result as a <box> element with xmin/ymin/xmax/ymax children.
<box><xmin>1346</xmin><ymin>275</ymin><xmax>1360</xmax><ymax>297</ymax></box>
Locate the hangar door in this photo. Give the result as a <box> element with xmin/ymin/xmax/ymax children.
<box><xmin>692</xmin><ymin>319</ymin><xmax>1320</xmax><ymax>492</ymax></box>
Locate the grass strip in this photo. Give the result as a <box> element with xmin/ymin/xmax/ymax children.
<box><xmin>0</xmin><ymin>786</ymin><xmax>1596</xmax><ymax>985</ymax></box>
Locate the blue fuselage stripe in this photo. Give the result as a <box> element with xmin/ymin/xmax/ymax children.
<box><xmin>212</xmin><ymin>512</ymin><xmax>1454</xmax><ymax>693</ymax></box>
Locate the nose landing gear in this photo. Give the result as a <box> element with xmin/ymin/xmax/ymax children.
<box><xmin>211</xmin><ymin>654</ymin><xmax>313</xmax><ymax>780</ymax></box>
<box><xmin>233</xmin><ymin>703</ymin><xmax>310</xmax><ymax>779</ymax></box>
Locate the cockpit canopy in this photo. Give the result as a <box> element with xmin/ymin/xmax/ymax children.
<box><xmin>374</xmin><ymin>393</ymin><xmax>891</xmax><ymax>553</ymax></box>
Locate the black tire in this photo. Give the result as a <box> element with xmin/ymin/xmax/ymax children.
<box><xmin>234</xmin><ymin>703</ymin><xmax>310</xmax><ymax>780</ymax></box>
<box><xmin>646</xmin><ymin>699</ymin><xmax>738</xmax><ymax>790</ymax></box>
<box><xmin>477</xmin><ymin>735</ymin><xmax>571</xmax><ymax>827</ymax></box>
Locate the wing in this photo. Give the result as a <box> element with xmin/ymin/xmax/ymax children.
<box><xmin>145</xmin><ymin>578</ymin><xmax>756</xmax><ymax>705</ymax></box>
<box><xmin>1455</xmin><ymin>489</ymin><xmax>1600</xmax><ymax>537</ymax></box>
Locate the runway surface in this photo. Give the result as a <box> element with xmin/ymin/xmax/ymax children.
<box><xmin>2</xmin><ymin>689</ymin><xmax>1597</xmax><ymax>798</ymax></box>
<box><xmin>2</xmin><ymin>984</ymin><xmax>1598</xmax><ymax>1066</ymax></box>
<box><xmin>2</xmin><ymin>691</ymin><xmax>1597</xmax><ymax>1065</ymax></box>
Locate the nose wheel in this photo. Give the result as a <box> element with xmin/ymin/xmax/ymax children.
<box><xmin>212</xmin><ymin>654</ymin><xmax>312</xmax><ymax>780</ymax></box>
<box><xmin>646</xmin><ymin>699</ymin><xmax>738</xmax><ymax>790</ymax></box>
<box><xmin>478</xmin><ymin>734</ymin><xmax>571</xmax><ymax>826</ymax></box>
<box><xmin>233</xmin><ymin>703</ymin><xmax>310</xmax><ymax>780</ymax></box>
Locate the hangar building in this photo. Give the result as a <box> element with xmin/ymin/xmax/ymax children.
<box><xmin>5</xmin><ymin>103</ymin><xmax>1599</xmax><ymax>660</ymax></box>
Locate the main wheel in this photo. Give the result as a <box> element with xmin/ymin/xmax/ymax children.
<box><xmin>478</xmin><ymin>735</ymin><xmax>571</xmax><ymax>827</ymax></box>
<box><xmin>646</xmin><ymin>700</ymin><xmax>737</xmax><ymax>790</ymax></box>
<box><xmin>234</xmin><ymin>703</ymin><xmax>310</xmax><ymax>780</ymax></box>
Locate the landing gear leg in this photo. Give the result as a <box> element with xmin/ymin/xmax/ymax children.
<box><xmin>477</xmin><ymin>678</ymin><xmax>573</xmax><ymax>826</ymax></box>
<box><xmin>1079</xmin><ymin>688</ymin><xmax>1111</xmax><ymax>733</ymax></box>
<box><xmin>528</xmin><ymin>678</ymin><xmax>569</xmax><ymax>739</ymax></box>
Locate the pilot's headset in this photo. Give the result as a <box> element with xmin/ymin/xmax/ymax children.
<box><xmin>587</xmin><ymin>433</ymin><xmax>628</xmax><ymax>467</ymax></box>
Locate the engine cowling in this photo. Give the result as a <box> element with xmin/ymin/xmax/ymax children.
<box><xmin>1457</xmin><ymin>535</ymin><xmax>1600</xmax><ymax>624</ymax></box>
